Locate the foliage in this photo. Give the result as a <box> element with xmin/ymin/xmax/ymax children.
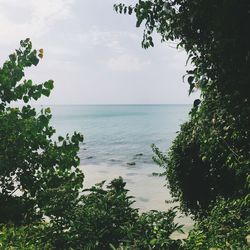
<box><xmin>0</xmin><ymin>39</ymin><xmax>84</xmax><ymax>225</ymax></box>
<box><xmin>1</xmin><ymin>178</ymin><xmax>183</xmax><ymax>250</ymax></box>
<box><xmin>51</xmin><ymin>177</ymin><xmax>139</xmax><ymax>249</ymax></box>
<box><xmin>0</xmin><ymin>224</ymin><xmax>51</xmax><ymax>250</ymax></box>
<box><xmin>115</xmin><ymin>0</ymin><xmax>250</xmax><ymax>218</ymax></box>
<box><xmin>115</xmin><ymin>209</ymin><xmax>183</xmax><ymax>250</ymax></box>
<box><xmin>115</xmin><ymin>1</ymin><xmax>250</xmax><ymax>249</ymax></box>
<box><xmin>153</xmin><ymin>101</ymin><xmax>248</xmax><ymax>218</ymax></box>
<box><xmin>47</xmin><ymin>177</ymin><xmax>183</xmax><ymax>249</ymax></box>
<box><xmin>152</xmin><ymin>85</ymin><xmax>249</xmax><ymax>218</ymax></box>
<box><xmin>114</xmin><ymin>0</ymin><xmax>250</xmax><ymax>94</ymax></box>
<box><xmin>185</xmin><ymin>197</ymin><xmax>250</xmax><ymax>249</ymax></box>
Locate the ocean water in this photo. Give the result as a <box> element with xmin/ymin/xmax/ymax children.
<box><xmin>50</xmin><ymin>105</ymin><xmax>191</xmax><ymax>214</ymax></box>
<box><xmin>51</xmin><ymin>105</ymin><xmax>190</xmax><ymax>166</ymax></box>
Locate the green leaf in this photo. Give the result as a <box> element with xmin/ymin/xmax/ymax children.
<box><xmin>58</xmin><ymin>136</ymin><xmax>64</xmax><ymax>142</ymax></box>
<box><xmin>44</xmin><ymin>80</ymin><xmax>54</xmax><ymax>90</ymax></box>
<box><xmin>42</xmin><ymin>89</ymin><xmax>50</xmax><ymax>97</ymax></box>
<box><xmin>23</xmin><ymin>96</ymin><xmax>29</xmax><ymax>103</ymax></box>
<box><xmin>128</xmin><ymin>6</ymin><xmax>133</xmax><ymax>15</ymax></box>
<box><xmin>188</xmin><ymin>76</ymin><xmax>194</xmax><ymax>85</ymax></box>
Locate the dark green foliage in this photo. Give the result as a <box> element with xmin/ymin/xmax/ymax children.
<box><xmin>48</xmin><ymin>177</ymin><xmax>183</xmax><ymax>249</ymax></box>
<box><xmin>116</xmin><ymin>0</ymin><xmax>250</xmax><ymax>217</ymax></box>
<box><xmin>153</xmin><ymin>86</ymin><xmax>249</xmax><ymax>217</ymax></box>
<box><xmin>52</xmin><ymin>177</ymin><xmax>139</xmax><ymax>249</ymax></box>
<box><xmin>1</xmin><ymin>178</ymin><xmax>183</xmax><ymax>250</ymax></box>
<box><xmin>116</xmin><ymin>209</ymin><xmax>183</xmax><ymax>250</ymax></box>
<box><xmin>153</xmin><ymin>128</ymin><xmax>212</xmax><ymax>217</ymax></box>
<box><xmin>153</xmin><ymin>102</ymin><xmax>248</xmax><ymax>218</ymax></box>
<box><xmin>0</xmin><ymin>39</ymin><xmax>84</xmax><ymax>225</ymax></box>
<box><xmin>114</xmin><ymin>0</ymin><xmax>250</xmax><ymax>95</ymax></box>
<box><xmin>185</xmin><ymin>197</ymin><xmax>250</xmax><ymax>249</ymax></box>
<box><xmin>0</xmin><ymin>224</ymin><xmax>52</xmax><ymax>250</ymax></box>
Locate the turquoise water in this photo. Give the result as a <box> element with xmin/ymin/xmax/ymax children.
<box><xmin>49</xmin><ymin>104</ymin><xmax>192</xmax><ymax>218</ymax></box>
<box><xmin>51</xmin><ymin>105</ymin><xmax>190</xmax><ymax>167</ymax></box>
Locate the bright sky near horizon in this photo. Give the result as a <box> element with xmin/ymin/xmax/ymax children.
<box><xmin>0</xmin><ymin>0</ymin><xmax>199</xmax><ymax>104</ymax></box>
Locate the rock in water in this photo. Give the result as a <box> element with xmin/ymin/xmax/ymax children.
<box><xmin>127</xmin><ymin>162</ymin><xmax>136</xmax><ymax>166</ymax></box>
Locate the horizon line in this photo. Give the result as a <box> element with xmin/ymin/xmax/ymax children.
<box><xmin>29</xmin><ymin>103</ymin><xmax>193</xmax><ymax>106</ymax></box>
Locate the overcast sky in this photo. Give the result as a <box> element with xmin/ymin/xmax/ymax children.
<box><xmin>0</xmin><ymin>0</ymin><xmax>199</xmax><ymax>104</ymax></box>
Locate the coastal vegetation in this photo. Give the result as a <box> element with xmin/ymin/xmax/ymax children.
<box><xmin>0</xmin><ymin>0</ymin><xmax>249</xmax><ymax>249</ymax></box>
<box><xmin>114</xmin><ymin>0</ymin><xmax>250</xmax><ymax>248</ymax></box>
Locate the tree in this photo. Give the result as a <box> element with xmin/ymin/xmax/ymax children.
<box><xmin>115</xmin><ymin>0</ymin><xmax>250</xmax><ymax>217</ymax></box>
<box><xmin>0</xmin><ymin>39</ymin><xmax>84</xmax><ymax>225</ymax></box>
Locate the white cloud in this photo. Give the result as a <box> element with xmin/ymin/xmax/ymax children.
<box><xmin>106</xmin><ymin>54</ymin><xmax>151</xmax><ymax>72</ymax></box>
<box><xmin>75</xmin><ymin>26</ymin><xmax>140</xmax><ymax>52</ymax></box>
<box><xmin>0</xmin><ymin>0</ymin><xmax>75</xmax><ymax>43</ymax></box>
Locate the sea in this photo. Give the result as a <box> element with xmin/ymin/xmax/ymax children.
<box><xmin>49</xmin><ymin>104</ymin><xmax>191</xmax><ymax>216</ymax></box>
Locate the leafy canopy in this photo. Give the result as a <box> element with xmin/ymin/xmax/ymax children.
<box><xmin>0</xmin><ymin>39</ymin><xmax>84</xmax><ymax>225</ymax></box>
<box><xmin>115</xmin><ymin>0</ymin><xmax>250</xmax><ymax>217</ymax></box>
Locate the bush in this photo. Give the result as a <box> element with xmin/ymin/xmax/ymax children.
<box><xmin>185</xmin><ymin>197</ymin><xmax>250</xmax><ymax>249</ymax></box>
<box><xmin>153</xmin><ymin>92</ymin><xmax>248</xmax><ymax>217</ymax></box>
<box><xmin>1</xmin><ymin>178</ymin><xmax>183</xmax><ymax>250</ymax></box>
<box><xmin>0</xmin><ymin>224</ymin><xmax>51</xmax><ymax>249</ymax></box>
<box><xmin>116</xmin><ymin>209</ymin><xmax>183</xmax><ymax>250</ymax></box>
<box><xmin>52</xmin><ymin>177</ymin><xmax>183</xmax><ymax>249</ymax></box>
<box><xmin>54</xmin><ymin>177</ymin><xmax>139</xmax><ymax>249</ymax></box>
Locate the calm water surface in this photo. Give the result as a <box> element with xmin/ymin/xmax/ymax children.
<box><xmin>51</xmin><ymin>105</ymin><xmax>190</xmax><ymax>166</ymax></box>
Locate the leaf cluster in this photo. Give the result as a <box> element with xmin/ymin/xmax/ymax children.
<box><xmin>0</xmin><ymin>39</ymin><xmax>84</xmax><ymax>225</ymax></box>
<box><xmin>1</xmin><ymin>178</ymin><xmax>184</xmax><ymax>250</ymax></box>
<box><xmin>185</xmin><ymin>197</ymin><xmax>250</xmax><ymax>249</ymax></box>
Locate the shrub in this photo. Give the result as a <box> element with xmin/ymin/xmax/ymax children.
<box><xmin>0</xmin><ymin>224</ymin><xmax>51</xmax><ymax>249</ymax></box>
<box><xmin>185</xmin><ymin>197</ymin><xmax>250</xmax><ymax>249</ymax></box>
